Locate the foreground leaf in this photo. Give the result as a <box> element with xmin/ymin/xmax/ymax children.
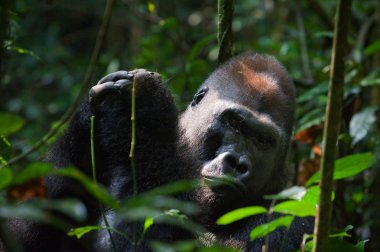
<box><xmin>306</xmin><ymin>153</ymin><xmax>374</xmax><ymax>186</ymax></box>
<box><xmin>264</xmin><ymin>186</ymin><xmax>306</xmax><ymax>200</ymax></box>
<box><xmin>68</xmin><ymin>226</ymin><xmax>103</xmax><ymax>239</ymax></box>
<box><xmin>0</xmin><ymin>113</ymin><xmax>25</xmax><ymax>136</ymax></box>
<box><xmin>273</xmin><ymin>201</ymin><xmax>316</xmax><ymax>217</ymax></box>
<box><xmin>250</xmin><ymin>216</ymin><xmax>294</xmax><ymax>241</ymax></box>
<box><xmin>216</xmin><ymin>206</ymin><xmax>267</xmax><ymax>225</ymax></box>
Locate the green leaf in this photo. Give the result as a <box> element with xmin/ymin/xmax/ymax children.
<box><xmin>326</xmin><ymin>238</ymin><xmax>362</xmax><ymax>252</ymax></box>
<box><xmin>0</xmin><ymin>113</ymin><xmax>25</xmax><ymax>136</ymax></box>
<box><xmin>149</xmin><ymin>240</ymin><xmax>202</xmax><ymax>252</ymax></box>
<box><xmin>147</xmin><ymin>0</ymin><xmax>155</xmax><ymax>13</ymax></box>
<box><xmin>141</xmin><ymin>180</ymin><xmax>198</xmax><ymax>197</ymax></box>
<box><xmin>55</xmin><ymin>167</ymin><xmax>119</xmax><ymax>209</ymax></box>
<box><xmin>0</xmin><ymin>167</ymin><xmax>13</xmax><ymax>190</ymax></box>
<box><xmin>216</xmin><ymin>206</ymin><xmax>267</xmax><ymax>225</ymax></box>
<box><xmin>365</xmin><ymin>40</ymin><xmax>380</xmax><ymax>55</ymax></box>
<box><xmin>36</xmin><ymin>199</ymin><xmax>86</xmax><ymax>222</ymax></box>
<box><xmin>250</xmin><ymin>216</ymin><xmax>294</xmax><ymax>241</ymax></box>
<box><xmin>306</xmin><ymin>153</ymin><xmax>375</xmax><ymax>186</ymax></box>
<box><xmin>68</xmin><ymin>225</ymin><xmax>103</xmax><ymax>239</ymax></box>
<box><xmin>273</xmin><ymin>201</ymin><xmax>316</xmax><ymax>217</ymax></box>
<box><xmin>11</xmin><ymin>162</ymin><xmax>53</xmax><ymax>185</ymax></box>
<box><xmin>302</xmin><ymin>186</ymin><xmax>319</xmax><ymax>204</ymax></box>
<box><xmin>199</xmin><ymin>246</ymin><xmax>238</xmax><ymax>252</ymax></box>
<box><xmin>143</xmin><ymin>217</ymin><xmax>154</xmax><ymax>234</ymax></box>
<box><xmin>349</xmin><ymin>107</ymin><xmax>376</xmax><ymax>145</ymax></box>
<box><xmin>264</xmin><ymin>186</ymin><xmax>306</xmax><ymax>200</ymax></box>
<box><xmin>0</xmin><ymin>202</ymin><xmax>68</xmax><ymax>228</ymax></box>
<box><xmin>355</xmin><ymin>240</ymin><xmax>368</xmax><ymax>251</ymax></box>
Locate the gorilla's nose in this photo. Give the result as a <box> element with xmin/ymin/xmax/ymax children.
<box><xmin>220</xmin><ymin>152</ymin><xmax>252</xmax><ymax>177</ymax></box>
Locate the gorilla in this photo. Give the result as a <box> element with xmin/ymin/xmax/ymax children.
<box><xmin>2</xmin><ymin>52</ymin><xmax>313</xmax><ymax>251</ymax></box>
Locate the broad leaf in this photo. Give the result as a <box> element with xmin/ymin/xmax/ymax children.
<box><xmin>11</xmin><ymin>162</ymin><xmax>53</xmax><ymax>185</ymax></box>
<box><xmin>273</xmin><ymin>201</ymin><xmax>316</xmax><ymax>217</ymax></box>
<box><xmin>0</xmin><ymin>113</ymin><xmax>25</xmax><ymax>136</ymax></box>
<box><xmin>68</xmin><ymin>225</ymin><xmax>103</xmax><ymax>239</ymax></box>
<box><xmin>349</xmin><ymin>107</ymin><xmax>376</xmax><ymax>145</ymax></box>
<box><xmin>143</xmin><ymin>217</ymin><xmax>154</xmax><ymax>234</ymax></box>
<box><xmin>250</xmin><ymin>216</ymin><xmax>294</xmax><ymax>241</ymax></box>
<box><xmin>306</xmin><ymin>153</ymin><xmax>374</xmax><ymax>186</ymax></box>
<box><xmin>264</xmin><ymin>186</ymin><xmax>306</xmax><ymax>200</ymax></box>
<box><xmin>216</xmin><ymin>206</ymin><xmax>267</xmax><ymax>225</ymax></box>
<box><xmin>55</xmin><ymin>167</ymin><xmax>119</xmax><ymax>209</ymax></box>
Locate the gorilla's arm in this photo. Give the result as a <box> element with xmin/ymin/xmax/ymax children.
<box><xmin>5</xmin><ymin>70</ymin><xmax>182</xmax><ymax>251</ymax></box>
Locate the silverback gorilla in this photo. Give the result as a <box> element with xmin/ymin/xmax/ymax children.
<box><xmin>3</xmin><ymin>52</ymin><xmax>313</xmax><ymax>251</ymax></box>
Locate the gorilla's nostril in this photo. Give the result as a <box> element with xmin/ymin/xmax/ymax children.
<box><xmin>236</xmin><ymin>164</ymin><xmax>248</xmax><ymax>174</ymax></box>
<box><xmin>224</xmin><ymin>153</ymin><xmax>238</xmax><ymax>168</ymax></box>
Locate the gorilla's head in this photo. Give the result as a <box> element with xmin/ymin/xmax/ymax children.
<box><xmin>179</xmin><ymin>53</ymin><xmax>295</xmax><ymax>222</ymax></box>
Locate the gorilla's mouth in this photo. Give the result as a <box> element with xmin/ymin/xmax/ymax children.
<box><xmin>203</xmin><ymin>176</ymin><xmax>247</xmax><ymax>197</ymax></box>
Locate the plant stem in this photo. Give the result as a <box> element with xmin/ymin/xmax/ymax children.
<box><xmin>90</xmin><ymin>116</ymin><xmax>117</xmax><ymax>252</ymax></box>
<box><xmin>129</xmin><ymin>76</ymin><xmax>138</xmax><ymax>250</ymax></box>
<box><xmin>312</xmin><ymin>0</ymin><xmax>352</xmax><ymax>251</ymax></box>
<box><xmin>217</xmin><ymin>0</ymin><xmax>234</xmax><ymax>64</ymax></box>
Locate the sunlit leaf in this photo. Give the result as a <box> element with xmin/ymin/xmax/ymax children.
<box><xmin>68</xmin><ymin>225</ymin><xmax>103</xmax><ymax>239</ymax></box>
<box><xmin>264</xmin><ymin>186</ymin><xmax>306</xmax><ymax>200</ymax></box>
<box><xmin>250</xmin><ymin>216</ymin><xmax>294</xmax><ymax>241</ymax></box>
<box><xmin>273</xmin><ymin>201</ymin><xmax>316</xmax><ymax>217</ymax></box>
<box><xmin>143</xmin><ymin>217</ymin><xmax>154</xmax><ymax>234</ymax></box>
<box><xmin>306</xmin><ymin>153</ymin><xmax>375</xmax><ymax>186</ymax></box>
<box><xmin>147</xmin><ymin>0</ymin><xmax>155</xmax><ymax>13</ymax></box>
<box><xmin>216</xmin><ymin>206</ymin><xmax>267</xmax><ymax>225</ymax></box>
<box><xmin>0</xmin><ymin>113</ymin><xmax>25</xmax><ymax>136</ymax></box>
<box><xmin>301</xmin><ymin>186</ymin><xmax>320</xmax><ymax>204</ymax></box>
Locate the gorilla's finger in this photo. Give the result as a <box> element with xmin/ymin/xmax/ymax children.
<box><xmin>89</xmin><ymin>81</ymin><xmax>118</xmax><ymax>104</ymax></box>
<box><xmin>98</xmin><ymin>71</ymin><xmax>134</xmax><ymax>84</ymax></box>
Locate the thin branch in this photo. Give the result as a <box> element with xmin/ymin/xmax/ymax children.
<box><xmin>295</xmin><ymin>0</ymin><xmax>313</xmax><ymax>83</ymax></box>
<box><xmin>312</xmin><ymin>0</ymin><xmax>352</xmax><ymax>251</ymax></box>
<box><xmin>129</xmin><ymin>76</ymin><xmax>138</xmax><ymax>250</ymax></box>
<box><xmin>3</xmin><ymin>0</ymin><xmax>115</xmax><ymax>168</ymax></box>
<box><xmin>217</xmin><ymin>0</ymin><xmax>234</xmax><ymax>64</ymax></box>
<box><xmin>90</xmin><ymin>116</ymin><xmax>117</xmax><ymax>252</ymax></box>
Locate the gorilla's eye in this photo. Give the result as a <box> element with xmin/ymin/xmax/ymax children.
<box><xmin>226</xmin><ymin>113</ymin><xmax>245</xmax><ymax>133</ymax></box>
<box><xmin>203</xmin><ymin>132</ymin><xmax>222</xmax><ymax>160</ymax></box>
<box><xmin>255</xmin><ymin>135</ymin><xmax>275</xmax><ymax>149</ymax></box>
<box><xmin>191</xmin><ymin>86</ymin><xmax>209</xmax><ymax>107</ymax></box>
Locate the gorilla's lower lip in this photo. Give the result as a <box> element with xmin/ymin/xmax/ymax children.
<box><xmin>203</xmin><ymin>176</ymin><xmax>247</xmax><ymax>196</ymax></box>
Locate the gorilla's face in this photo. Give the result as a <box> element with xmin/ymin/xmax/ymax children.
<box><xmin>179</xmin><ymin>54</ymin><xmax>295</xmax><ymax>218</ymax></box>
